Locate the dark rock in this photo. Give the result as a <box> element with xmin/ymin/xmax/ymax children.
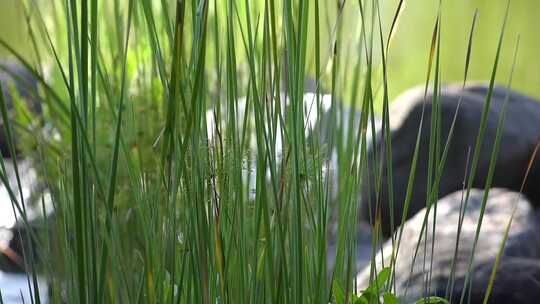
<box><xmin>444</xmin><ymin>257</ymin><xmax>540</xmax><ymax>304</ymax></box>
<box><xmin>361</xmin><ymin>84</ymin><xmax>540</xmax><ymax>237</ymax></box>
<box><xmin>355</xmin><ymin>188</ymin><xmax>540</xmax><ymax>303</ymax></box>
<box><xmin>0</xmin><ymin>225</ymin><xmax>30</xmax><ymax>273</ymax></box>
<box><xmin>0</xmin><ymin>59</ymin><xmax>41</xmax><ymax>158</ymax></box>
<box><xmin>0</xmin><ymin>220</ymin><xmax>45</xmax><ymax>273</ymax></box>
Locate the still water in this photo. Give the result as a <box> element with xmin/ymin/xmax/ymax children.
<box><xmin>0</xmin><ymin>272</ymin><xmax>48</xmax><ymax>304</ymax></box>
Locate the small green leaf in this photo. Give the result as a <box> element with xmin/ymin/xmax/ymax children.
<box><xmin>355</xmin><ymin>290</ymin><xmax>376</xmax><ymax>304</ymax></box>
<box><xmin>383</xmin><ymin>292</ymin><xmax>399</xmax><ymax>304</ymax></box>
<box><xmin>356</xmin><ymin>267</ymin><xmax>393</xmax><ymax>303</ymax></box>
<box><xmin>353</xmin><ymin>295</ymin><xmax>369</xmax><ymax>304</ymax></box>
<box><xmin>364</xmin><ymin>267</ymin><xmax>391</xmax><ymax>294</ymax></box>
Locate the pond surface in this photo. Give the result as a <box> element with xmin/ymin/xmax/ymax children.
<box><xmin>0</xmin><ymin>272</ymin><xmax>48</xmax><ymax>304</ymax></box>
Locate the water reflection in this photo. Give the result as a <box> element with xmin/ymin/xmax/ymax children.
<box><xmin>0</xmin><ymin>271</ymin><xmax>48</xmax><ymax>304</ymax></box>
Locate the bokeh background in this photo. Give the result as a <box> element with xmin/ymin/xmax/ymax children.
<box><xmin>2</xmin><ymin>1</ymin><xmax>539</xmax><ymax>101</ymax></box>
<box><xmin>384</xmin><ymin>0</ymin><xmax>540</xmax><ymax>101</ymax></box>
<box><xmin>0</xmin><ymin>1</ymin><xmax>31</xmax><ymax>59</ymax></box>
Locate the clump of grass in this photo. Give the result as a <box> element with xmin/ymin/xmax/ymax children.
<box><xmin>0</xmin><ymin>0</ymin><xmax>523</xmax><ymax>303</ymax></box>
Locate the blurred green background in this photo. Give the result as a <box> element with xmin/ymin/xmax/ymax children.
<box><xmin>0</xmin><ymin>0</ymin><xmax>30</xmax><ymax>59</ymax></box>
<box><xmin>384</xmin><ymin>0</ymin><xmax>540</xmax><ymax>100</ymax></box>
<box><xmin>1</xmin><ymin>0</ymin><xmax>538</xmax><ymax>101</ymax></box>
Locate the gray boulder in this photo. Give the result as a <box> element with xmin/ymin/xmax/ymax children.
<box><xmin>361</xmin><ymin>84</ymin><xmax>540</xmax><ymax>237</ymax></box>
<box><xmin>355</xmin><ymin>188</ymin><xmax>540</xmax><ymax>303</ymax></box>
